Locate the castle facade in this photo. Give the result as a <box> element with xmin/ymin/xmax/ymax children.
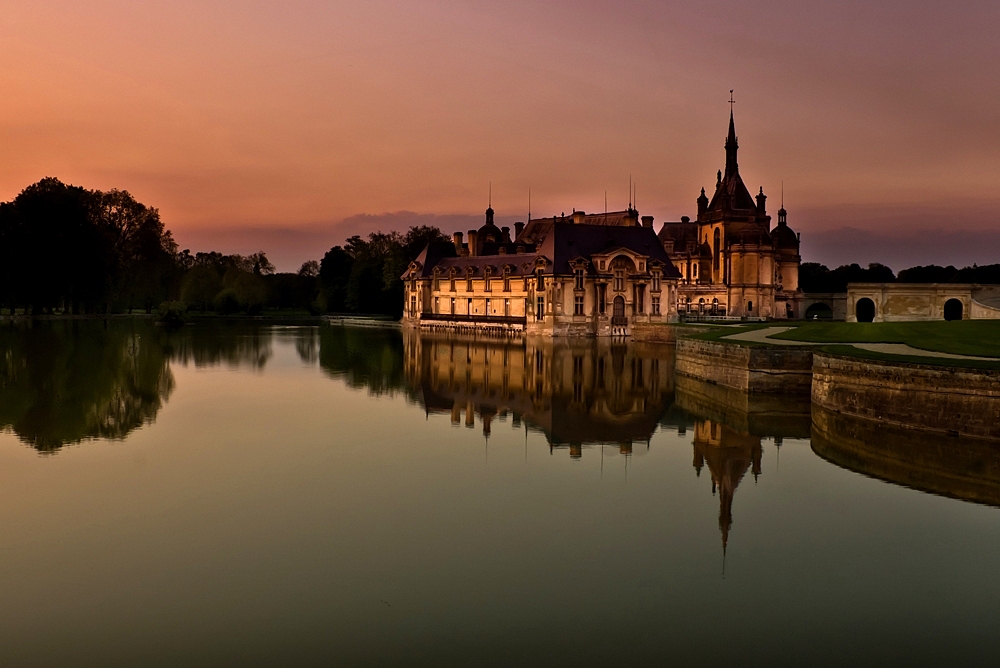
<box><xmin>402</xmin><ymin>111</ymin><xmax>802</xmax><ymax>334</ymax></box>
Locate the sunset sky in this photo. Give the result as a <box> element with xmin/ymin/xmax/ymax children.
<box><xmin>2</xmin><ymin>0</ymin><xmax>998</xmax><ymax>270</ymax></box>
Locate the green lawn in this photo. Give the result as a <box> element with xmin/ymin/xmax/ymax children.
<box><xmin>686</xmin><ymin>320</ymin><xmax>1000</xmax><ymax>369</ymax></box>
<box><xmin>771</xmin><ymin>320</ymin><xmax>1000</xmax><ymax>357</ymax></box>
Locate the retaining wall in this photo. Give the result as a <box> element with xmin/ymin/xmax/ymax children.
<box><xmin>812</xmin><ymin>354</ymin><xmax>1000</xmax><ymax>440</ymax></box>
<box><xmin>676</xmin><ymin>339</ymin><xmax>814</xmax><ymax>395</ymax></box>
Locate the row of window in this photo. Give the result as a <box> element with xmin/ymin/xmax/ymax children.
<box><xmin>425</xmin><ymin>269</ymin><xmax>665</xmax><ymax>295</ymax></box>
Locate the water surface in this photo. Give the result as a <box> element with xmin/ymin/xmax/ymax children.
<box><xmin>0</xmin><ymin>320</ymin><xmax>997</xmax><ymax>666</ymax></box>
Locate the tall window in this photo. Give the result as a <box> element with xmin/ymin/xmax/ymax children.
<box><xmin>652</xmin><ymin>295</ymin><xmax>660</xmax><ymax>315</ymax></box>
<box><xmin>410</xmin><ymin>295</ymin><xmax>416</xmax><ymax>315</ymax></box>
<box><xmin>433</xmin><ymin>272</ymin><xmax>440</xmax><ymax>291</ymax></box>
<box><xmin>652</xmin><ymin>272</ymin><xmax>661</xmax><ymax>292</ymax></box>
<box><xmin>574</xmin><ymin>294</ymin><xmax>584</xmax><ymax>316</ymax></box>
<box><xmin>484</xmin><ymin>269</ymin><xmax>491</xmax><ymax>293</ymax></box>
<box><xmin>485</xmin><ymin>298</ymin><xmax>491</xmax><ymax>315</ymax></box>
<box><xmin>451</xmin><ymin>298</ymin><xmax>456</xmax><ymax>315</ymax></box>
<box><xmin>536</xmin><ymin>296</ymin><xmax>545</xmax><ymax>320</ymax></box>
<box><xmin>449</xmin><ymin>272</ymin><xmax>456</xmax><ymax>292</ymax></box>
<box><xmin>636</xmin><ymin>285</ymin><xmax>645</xmax><ymax>314</ymax></box>
<box><xmin>503</xmin><ymin>267</ymin><xmax>511</xmax><ymax>292</ymax></box>
<box><xmin>466</xmin><ymin>275</ymin><xmax>473</xmax><ymax>292</ymax></box>
<box><xmin>434</xmin><ymin>297</ymin><xmax>439</xmax><ymax>313</ymax></box>
<box><xmin>713</xmin><ymin>227</ymin><xmax>721</xmax><ymax>272</ymax></box>
<box><xmin>574</xmin><ymin>268</ymin><xmax>584</xmax><ymax>291</ymax></box>
<box><xmin>523</xmin><ymin>276</ymin><xmax>530</xmax><ymax>292</ymax></box>
<box><xmin>467</xmin><ymin>297</ymin><xmax>472</xmax><ymax>314</ymax></box>
<box><xmin>536</xmin><ymin>270</ymin><xmax>545</xmax><ymax>290</ymax></box>
<box><xmin>504</xmin><ymin>299</ymin><xmax>510</xmax><ymax>317</ymax></box>
<box><xmin>747</xmin><ymin>301</ymin><xmax>753</xmax><ymax>313</ymax></box>
<box><xmin>613</xmin><ymin>269</ymin><xmax>624</xmax><ymax>292</ymax></box>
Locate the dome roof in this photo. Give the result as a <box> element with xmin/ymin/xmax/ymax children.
<box><xmin>771</xmin><ymin>215</ymin><xmax>798</xmax><ymax>248</ymax></box>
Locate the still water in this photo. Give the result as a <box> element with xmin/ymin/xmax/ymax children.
<box><xmin>0</xmin><ymin>320</ymin><xmax>998</xmax><ymax>666</ymax></box>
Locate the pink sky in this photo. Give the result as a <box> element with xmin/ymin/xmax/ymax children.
<box><xmin>2</xmin><ymin>0</ymin><xmax>998</xmax><ymax>271</ymax></box>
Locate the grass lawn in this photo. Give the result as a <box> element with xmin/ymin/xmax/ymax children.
<box><xmin>686</xmin><ymin>320</ymin><xmax>1000</xmax><ymax>369</ymax></box>
<box><xmin>771</xmin><ymin>320</ymin><xmax>1000</xmax><ymax>357</ymax></box>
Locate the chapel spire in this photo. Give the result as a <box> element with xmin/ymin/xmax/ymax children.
<box><xmin>725</xmin><ymin>109</ymin><xmax>739</xmax><ymax>177</ymax></box>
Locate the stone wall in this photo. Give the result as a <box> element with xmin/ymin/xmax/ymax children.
<box><xmin>812</xmin><ymin>354</ymin><xmax>1000</xmax><ymax>439</ymax></box>
<box><xmin>676</xmin><ymin>339</ymin><xmax>813</xmax><ymax>394</ymax></box>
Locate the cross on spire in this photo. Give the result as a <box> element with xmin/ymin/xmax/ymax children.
<box><xmin>729</xmin><ymin>89</ymin><xmax>735</xmax><ymax>112</ymax></box>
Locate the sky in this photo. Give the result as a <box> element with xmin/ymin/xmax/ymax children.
<box><xmin>1</xmin><ymin>0</ymin><xmax>998</xmax><ymax>271</ymax></box>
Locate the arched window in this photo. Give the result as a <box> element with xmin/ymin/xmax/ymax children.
<box><xmin>712</xmin><ymin>297</ymin><xmax>719</xmax><ymax>315</ymax></box>
<box><xmin>747</xmin><ymin>300</ymin><xmax>753</xmax><ymax>313</ymax></box>
<box><xmin>713</xmin><ymin>228</ymin><xmax>721</xmax><ymax>272</ymax></box>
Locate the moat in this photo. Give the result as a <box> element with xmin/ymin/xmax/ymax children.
<box><xmin>1</xmin><ymin>320</ymin><xmax>999</xmax><ymax>666</ymax></box>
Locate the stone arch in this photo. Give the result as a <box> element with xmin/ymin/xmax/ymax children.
<box><xmin>805</xmin><ymin>302</ymin><xmax>833</xmax><ymax>320</ymax></box>
<box><xmin>856</xmin><ymin>298</ymin><xmax>876</xmax><ymax>323</ymax></box>
<box><xmin>944</xmin><ymin>298</ymin><xmax>963</xmax><ymax>321</ymax></box>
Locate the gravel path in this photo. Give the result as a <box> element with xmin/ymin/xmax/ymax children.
<box><xmin>721</xmin><ymin>326</ymin><xmax>998</xmax><ymax>361</ymax></box>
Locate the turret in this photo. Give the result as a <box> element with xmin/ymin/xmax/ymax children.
<box><xmin>756</xmin><ymin>187</ymin><xmax>767</xmax><ymax>216</ymax></box>
<box><xmin>697</xmin><ymin>188</ymin><xmax>708</xmax><ymax>216</ymax></box>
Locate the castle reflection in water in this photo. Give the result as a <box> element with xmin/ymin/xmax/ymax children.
<box><xmin>403</xmin><ymin>330</ymin><xmax>675</xmax><ymax>455</ymax></box>
<box><xmin>4</xmin><ymin>320</ymin><xmax>998</xmax><ymax>555</ymax></box>
<box><xmin>402</xmin><ymin>329</ymin><xmax>791</xmax><ymax>552</ymax></box>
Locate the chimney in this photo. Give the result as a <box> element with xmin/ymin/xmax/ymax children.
<box><xmin>467</xmin><ymin>230</ymin><xmax>478</xmax><ymax>257</ymax></box>
<box><xmin>501</xmin><ymin>226</ymin><xmax>511</xmax><ymax>243</ymax></box>
<box><xmin>681</xmin><ymin>216</ymin><xmax>690</xmax><ymax>223</ymax></box>
<box><xmin>453</xmin><ymin>231</ymin><xmax>464</xmax><ymax>254</ymax></box>
<box><xmin>641</xmin><ymin>216</ymin><xmax>654</xmax><ymax>228</ymax></box>
<box><xmin>514</xmin><ymin>221</ymin><xmax>525</xmax><ymax>239</ymax></box>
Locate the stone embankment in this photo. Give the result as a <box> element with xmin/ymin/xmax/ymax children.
<box><xmin>675</xmin><ymin>339</ymin><xmax>814</xmax><ymax>395</ymax></box>
<box><xmin>812</xmin><ymin>354</ymin><xmax>1000</xmax><ymax>440</ymax></box>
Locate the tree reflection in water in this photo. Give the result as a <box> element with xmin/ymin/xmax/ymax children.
<box><xmin>0</xmin><ymin>319</ymin><xmax>282</xmax><ymax>452</ymax></box>
<box><xmin>0</xmin><ymin>319</ymin><xmax>174</xmax><ymax>452</ymax></box>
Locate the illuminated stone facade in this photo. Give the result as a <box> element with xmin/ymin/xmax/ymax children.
<box><xmin>402</xmin><ymin>207</ymin><xmax>681</xmax><ymax>336</ymax></box>
<box><xmin>658</xmin><ymin>112</ymin><xmax>803</xmax><ymax>319</ymax></box>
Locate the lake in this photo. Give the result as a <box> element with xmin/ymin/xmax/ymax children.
<box><xmin>0</xmin><ymin>320</ymin><xmax>997</xmax><ymax>666</ymax></box>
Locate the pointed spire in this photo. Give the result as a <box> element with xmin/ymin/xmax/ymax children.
<box><xmin>725</xmin><ymin>106</ymin><xmax>739</xmax><ymax>177</ymax></box>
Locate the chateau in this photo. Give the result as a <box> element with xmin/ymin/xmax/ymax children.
<box><xmin>658</xmin><ymin>112</ymin><xmax>802</xmax><ymax>319</ymax></box>
<box><xmin>402</xmin><ymin>112</ymin><xmax>802</xmax><ymax>334</ymax></box>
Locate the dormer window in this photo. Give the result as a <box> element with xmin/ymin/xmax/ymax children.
<box><xmin>574</xmin><ymin>267</ymin><xmax>584</xmax><ymax>291</ymax></box>
<box><xmin>652</xmin><ymin>271</ymin><xmax>661</xmax><ymax>293</ymax></box>
<box><xmin>536</xmin><ymin>270</ymin><xmax>545</xmax><ymax>291</ymax></box>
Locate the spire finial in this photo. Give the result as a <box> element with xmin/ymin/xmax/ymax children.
<box><xmin>729</xmin><ymin>89</ymin><xmax>735</xmax><ymax>113</ymax></box>
<box><xmin>489</xmin><ymin>181</ymin><xmax>492</xmax><ymax>208</ymax></box>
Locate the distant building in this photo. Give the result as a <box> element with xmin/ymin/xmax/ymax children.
<box><xmin>847</xmin><ymin>283</ymin><xmax>1000</xmax><ymax>322</ymax></box>
<box><xmin>402</xmin><ymin>206</ymin><xmax>681</xmax><ymax>336</ymax></box>
<box><xmin>658</xmin><ymin>112</ymin><xmax>803</xmax><ymax>319</ymax></box>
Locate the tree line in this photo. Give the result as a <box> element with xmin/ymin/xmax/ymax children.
<box><xmin>0</xmin><ymin>178</ymin><xmax>448</xmax><ymax>317</ymax></box>
<box><xmin>800</xmin><ymin>262</ymin><xmax>1000</xmax><ymax>293</ymax></box>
